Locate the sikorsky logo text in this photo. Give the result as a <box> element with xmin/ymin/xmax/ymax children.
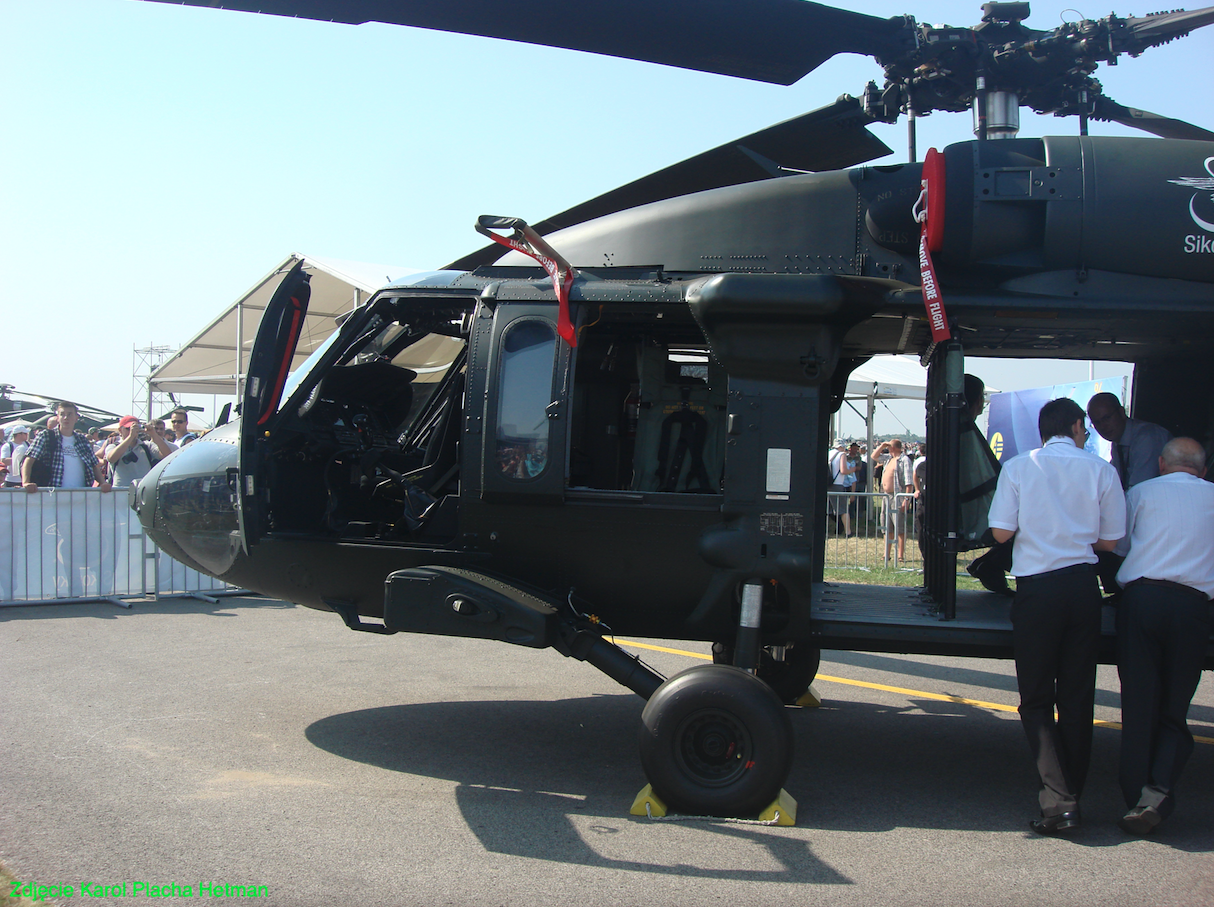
<box><xmin>1169</xmin><ymin>156</ymin><xmax>1214</xmax><ymax>237</ymax></box>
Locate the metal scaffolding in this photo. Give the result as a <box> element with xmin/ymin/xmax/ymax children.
<box><xmin>132</xmin><ymin>345</ymin><xmax>176</xmax><ymax>422</ymax></box>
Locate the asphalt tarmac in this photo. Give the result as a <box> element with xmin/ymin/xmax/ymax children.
<box><xmin>3</xmin><ymin>595</ymin><xmax>1213</xmax><ymax>906</ymax></box>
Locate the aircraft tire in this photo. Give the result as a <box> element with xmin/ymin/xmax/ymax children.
<box><xmin>638</xmin><ymin>664</ymin><xmax>793</xmax><ymax>817</ymax></box>
<box><xmin>711</xmin><ymin>642</ymin><xmax>821</xmax><ymax>704</ymax></box>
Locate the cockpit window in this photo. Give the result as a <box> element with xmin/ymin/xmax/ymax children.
<box><xmin>280</xmin><ymin>328</ymin><xmax>343</xmax><ymax>405</ymax></box>
<box><xmin>496</xmin><ymin>320</ymin><xmax>557</xmax><ymax>480</ymax></box>
<box><xmin>280</xmin><ymin>295</ymin><xmax>470</xmax><ymax>432</ymax></box>
<box><xmin>390</xmin><ymin>333</ymin><xmax>465</xmax><ymax>383</ymax></box>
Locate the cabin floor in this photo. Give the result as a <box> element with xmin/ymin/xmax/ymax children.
<box><xmin>810</xmin><ymin>581</ymin><xmax>1125</xmax><ymax>664</ymax></box>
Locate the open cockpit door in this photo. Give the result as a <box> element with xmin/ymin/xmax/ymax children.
<box><xmin>236</xmin><ymin>261</ymin><xmax>312</xmax><ymax>550</ymax></box>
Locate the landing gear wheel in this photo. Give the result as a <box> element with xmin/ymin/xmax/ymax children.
<box><xmin>638</xmin><ymin>664</ymin><xmax>794</xmax><ymax>817</ymax></box>
<box><xmin>711</xmin><ymin>642</ymin><xmax>821</xmax><ymax>704</ymax></box>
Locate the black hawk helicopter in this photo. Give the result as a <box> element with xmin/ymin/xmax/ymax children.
<box><xmin>133</xmin><ymin>0</ymin><xmax>1214</xmax><ymax>817</ymax></box>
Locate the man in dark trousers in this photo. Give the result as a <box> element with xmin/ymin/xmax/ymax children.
<box><xmin>1113</xmin><ymin>437</ymin><xmax>1214</xmax><ymax>835</ymax></box>
<box><xmin>987</xmin><ymin>398</ymin><xmax>1125</xmax><ymax>835</ymax></box>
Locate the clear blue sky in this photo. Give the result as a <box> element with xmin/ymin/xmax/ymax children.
<box><xmin>3</xmin><ymin>0</ymin><xmax>1210</xmax><ymax>429</ymax></box>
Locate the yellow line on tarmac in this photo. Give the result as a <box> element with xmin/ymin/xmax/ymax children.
<box><xmin>612</xmin><ymin>639</ymin><xmax>712</xmax><ymax>661</ymax></box>
<box><xmin>815</xmin><ymin>673</ymin><xmax>1020</xmax><ymax>714</ymax></box>
<box><xmin>613</xmin><ymin>639</ymin><xmax>1214</xmax><ymax>746</ymax></box>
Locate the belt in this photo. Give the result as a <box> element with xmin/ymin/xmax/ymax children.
<box><xmin>1016</xmin><ymin>562</ymin><xmax>1096</xmax><ymax>584</ymax></box>
<box><xmin>1125</xmin><ymin>577</ymin><xmax>1210</xmax><ymax>600</ymax></box>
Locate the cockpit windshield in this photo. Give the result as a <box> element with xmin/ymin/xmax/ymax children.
<box><xmin>278</xmin><ymin>270</ymin><xmax>471</xmax><ymax>413</ymax></box>
<box><xmin>280</xmin><ymin>328</ymin><xmax>343</xmax><ymax>404</ymax></box>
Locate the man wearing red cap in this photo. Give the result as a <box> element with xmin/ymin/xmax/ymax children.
<box><xmin>105</xmin><ymin>415</ymin><xmax>175</xmax><ymax>488</ymax></box>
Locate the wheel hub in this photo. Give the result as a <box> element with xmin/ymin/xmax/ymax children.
<box><xmin>677</xmin><ymin>709</ymin><xmax>752</xmax><ymax>787</ymax></box>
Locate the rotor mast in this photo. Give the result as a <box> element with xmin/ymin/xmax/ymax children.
<box><xmin>970</xmin><ymin>2</ymin><xmax>1027</xmax><ymax>141</ymax></box>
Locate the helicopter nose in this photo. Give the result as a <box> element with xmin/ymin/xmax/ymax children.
<box><xmin>132</xmin><ymin>422</ymin><xmax>243</xmax><ymax>578</ymax></box>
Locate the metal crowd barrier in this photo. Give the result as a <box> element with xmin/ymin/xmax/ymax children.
<box><xmin>0</xmin><ymin>487</ymin><xmax>238</xmax><ymax>607</ymax></box>
<box><xmin>825</xmin><ymin>490</ymin><xmax>924</xmax><ymax>570</ymax></box>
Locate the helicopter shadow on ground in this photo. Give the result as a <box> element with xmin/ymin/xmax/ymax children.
<box><xmin>799</xmin><ymin>695</ymin><xmax>1214</xmax><ymax>853</ymax></box>
<box><xmin>304</xmin><ymin>690</ymin><xmax>1214</xmax><ymax>874</ymax></box>
<box><xmin>307</xmin><ymin>692</ymin><xmax>849</xmax><ymax>883</ymax></box>
<box><xmin>0</xmin><ymin>594</ymin><xmax>292</xmax><ymax>622</ymax></box>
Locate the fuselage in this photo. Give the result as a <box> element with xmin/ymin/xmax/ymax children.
<box><xmin>135</xmin><ymin>134</ymin><xmax>1214</xmax><ymax>652</ymax></box>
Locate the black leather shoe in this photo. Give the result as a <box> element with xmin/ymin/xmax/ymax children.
<box><xmin>1030</xmin><ymin>810</ymin><xmax>1081</xmax><ymax>836</ymax></box>
<box><xmin>1118</xmin><ymin>806</ymin><xmax>1162</xmax><ymax>836</ymax></box>
<box><xmin>967</xmin><ymin>561</ymin><xmax>1015</xmax><ymax>596</ymax></box>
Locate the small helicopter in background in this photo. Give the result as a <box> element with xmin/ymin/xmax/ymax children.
<box><xmin>132</xmin><ymin>1</ymin><xmax>1214</xmax><ymax>817</ymax></box>
<box><xmin>0</xmin><ymin>385</ymin><xmax>122</xmax><ymax>434</ymax></box>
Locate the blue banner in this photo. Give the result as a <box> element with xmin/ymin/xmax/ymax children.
<box><xmin>987</xmin><ymin>376</ymin><xmax>1127</xmax><ymax>464</ymax></box>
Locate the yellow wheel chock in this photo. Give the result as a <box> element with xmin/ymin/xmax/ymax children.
<box><xmin>796</xmin><ymin>683</ymin><xmax>823</xmax><ymax>708</ymax></box>
<box><xmin>630</xmin><ymin>785</ymin><xmax>797</xmax><ymax>825</ymax></box>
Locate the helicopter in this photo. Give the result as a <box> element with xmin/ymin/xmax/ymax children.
<box><xmin>130</xmin><ymin>0</ymin><xmax>1214</xmax><ymax>818</ymax></box>
<box><xmin>0</xmin><ymin>386</ymin><xmax>122</xmax><ymax>435</ymax></box>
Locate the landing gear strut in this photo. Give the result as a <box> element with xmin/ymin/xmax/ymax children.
<box><xmin>712</xmin><ymin>642</ymin><xmax>821</xmax><ymax>704</ymax></box>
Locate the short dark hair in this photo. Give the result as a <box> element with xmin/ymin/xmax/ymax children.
<box><xmin>964</xmin><ymin>374</ymin><xmax>984</xmax><ymax>406</ymax></box>
<box><xmin>1039</xmin><ymin>398</ymin><xmax>1085</xmax><ymax>442</ymax></box>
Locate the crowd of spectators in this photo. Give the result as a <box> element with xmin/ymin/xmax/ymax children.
<box><xmin>827</xmin><ymin>437</ymin><xmax>925</xmax><ymax>540</ymax></box>
<box><xmin>0</xmin><ymin>403</ymin><xmax>207</xmax><ymax>492</ymax></box>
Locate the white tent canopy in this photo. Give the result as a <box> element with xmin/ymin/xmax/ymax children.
<box><xmin>835</xmin><ymin>355</ymin><xmax>928</xmax><ymax>450</ymax></box>
<box><xmin>845</xmin><ymin>355</ymin><xmax>928</xmax><ymax>402</ymax></box>
<box><xmin>148</xmin><ymin>254</ymin><xmax>413</xmax><ymax>397</ymax></box>
<box><xmin>836</xmin><ymin>355</ymin><xmax>995</xmax><ymax>446</ymax></box>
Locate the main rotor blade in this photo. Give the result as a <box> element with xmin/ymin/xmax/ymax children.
<box><xmin>1117</xmin><ymin>6</ymin><xmax>1214</xmax><ymax>55</ymax></box>
<box><xmin>145</xmin><ymin>0</ymin><xmax>909</xmax><ymax>85</ymax></box>
<box><xmin>444</xmin><ymin>96</ymin><xmax>891</xmax><ymax>271</ymax></box>
<box><xmin>1090</xmin><ymin>97</ymin><xmax>1214</xmax><ymax>142</ymax></box>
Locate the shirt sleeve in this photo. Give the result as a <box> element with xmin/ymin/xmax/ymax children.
<box><xmin>1097</xmin><ymin>463</ymin><xmax>1127</xmax><ymax>541</ymax></box>
<box><xmin>1125</xmin><ymin>422</ymin><xmax>1173</xmax><ymax>487</ymax></box>
<box><xmin>1114</xmin><ymin>486</ymin><xmax>1137</xmax><ymax>558</ymax></box>
<box><xmin>987</xmin><ymin>467</ymin><xmax>1020</xmax><ymax>532</ymax></box>
<box><xmin>26</xmin><ymin>433</ymin><xmax>47</xmax><ymax>463</ymax></box>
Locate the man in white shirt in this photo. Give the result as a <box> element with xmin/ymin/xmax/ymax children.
<box><xmin>1112</xmin><ymin>437</ymin><xmax>1214</xmax><ymax>835</ymax></box>
<box><xmin>988</xmin><ymin>397</ymin><xmax>1125</xmax><ymax>835</ymax></box>
<box><xmin>2</xmin><ymin>423</ymin><xmax>30</xmax><ymax>488</ymax></box>
<box><xmin>21</xmin><ymin>402</ymin><xmax>112</xmax><ymax>492</ymax></box>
